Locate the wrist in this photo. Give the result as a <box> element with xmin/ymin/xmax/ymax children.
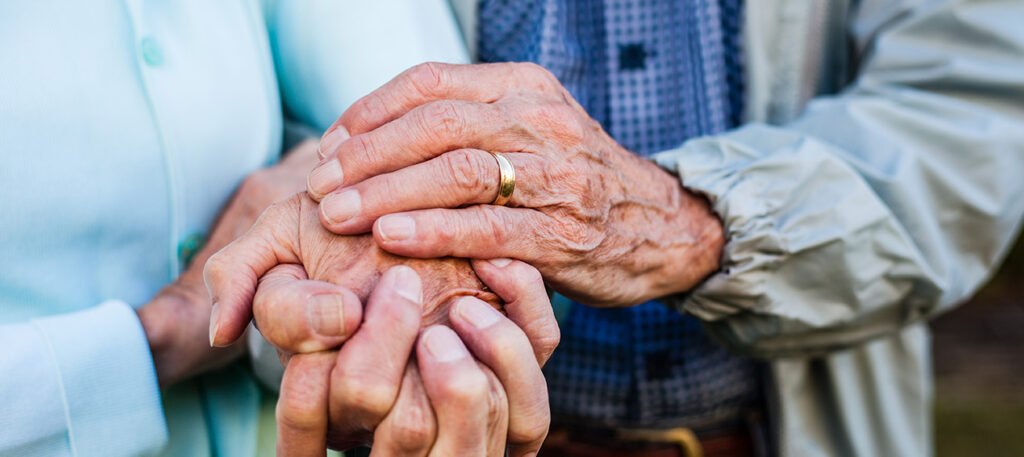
<box><xmin>137</xmin><ymin>290</ymin><xmax>191</xmax><ymax>387</ymax></box>
<box><xmin>139</xmin><ymin>282</ymin><xmax>240</xmax><ymax>388</ymax></box>
<box><xmin>646</xmin><ymin>171</ymin><xmax>725</xmax><ymax>298</ymax></box>
<box><xmin>677</xmin><ymin>190</ymin><xmax>725</xmax><ymax>285</ymax></box>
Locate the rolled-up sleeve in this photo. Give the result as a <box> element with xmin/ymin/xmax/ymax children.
<box><xmin>0</xmin><ymin>301</ymin><xmax>167</xmax><ymax>456</ymax></box>
<box><xmin>652</xmin><ymin>0</ymin><xmax>1024</xmax><ymax>357</ymax></box>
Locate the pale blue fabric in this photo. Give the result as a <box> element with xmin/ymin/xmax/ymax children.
<box><xmin>0</xmin><ymin>1</ymin><xmax>467</xmax><ymax>455</ymax></box>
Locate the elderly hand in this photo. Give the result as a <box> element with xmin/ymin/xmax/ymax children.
<box><xmin>203</xmin><ymin>190</ymin><xmax>558</xmax><ymax>455</ymax></box>
<box><xmin>252</xmin><ymin>260</ymin><xmax>557</xmax><ymax>456</ymax></box>
<box><xmin>204</xmin><ymin>192</ymin><xmax>500</xmax><ymax>350</ymax></box>
<box><xmin>306</xmin><ymin>62</ymin><xmax>724</xmax><ymax>307</ymax></box>
<box><xmin>204</xmin><ymin>191</ymin><xmax>560</xmax><ymax>453</ymax></box>
<box><xmin>137</xmin><ymin>140</ymin><xmax>320</xmax><ymax>387</ymax></box>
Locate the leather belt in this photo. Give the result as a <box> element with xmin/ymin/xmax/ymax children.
<box><xmin>539</xmin><ymin>421</ymin><xmax>761</xmax><ymax>457</ymax></box>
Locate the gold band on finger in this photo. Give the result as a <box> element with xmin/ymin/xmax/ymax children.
<box><xmin>491</xmin><ymin>152</ymin><xmax>516</xmax><ymax>206</ymax></box>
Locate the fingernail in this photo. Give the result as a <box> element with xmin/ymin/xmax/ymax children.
<box><xmin>488</xmin><ymin>258</ymin><xmax>513</xmax><ymax>268</ymax></box>
<box><xmin>422</xmin><ymin>326</ymin><xmax>468</xmax><ymax>362</ymax></box>
<box><xmin>377</xmin><ymin>215</ymin><xmax>415</xmax><ymax>241</ymax></box>
<box><xmin>318</xmin><ymin>126</ymin><xmax>349</xmax><ymax>159</ymax></box>
<box><xmin>208</xmin><ymin>302</ymin><xmax>221</xmax><ymax>347</ymax></box>
<box><xmin>391</xmin><ymin>265</ymin><xmax>423</xmax><ymax>304</ymax></box>
<box><xmin>321</xmin><ymin>190</ymin><xmax>361</xmax><ymax>226</ymax></box>
<box><xmin>456</xmin><ymin>297</ymin><xmax>501</xmax><ymax>329</ymax></box>
<box><xmin>307</xmin><ymin>159</ymin><xmax>344</xmax><ymax>199</ymax></box>
<box><xmin>307</xmin><ymin>293</ymin><xmax>347</xmax><ymax>337</ymax></box>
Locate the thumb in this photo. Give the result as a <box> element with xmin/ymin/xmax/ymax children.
<box><xmin>205</xmin><ymin>196</ymin><xmax>302</xmax><ymax>347</ymax></box>
<box><xmin>253</xmin><ymin>264</ymin><xmax>363</xmax><ymax>353</ymax></box>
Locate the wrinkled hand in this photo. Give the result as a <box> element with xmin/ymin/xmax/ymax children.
<box><xmin>204</xmin><ymin>192</ymin><xmax>500</xmax><ymax>350</ymax></box>
<box><xmin>137</xmin><ymin>140</ymin><xmax>320</xmax><ymax>387</ymax></box>
<box><xmin>306</xmin><ymin>62</ymin><xmax>724</xmax><ymax>307</ymax></box>
<box><xmin>203</xmin><ymin>190</ymin><xmax>558</xmax><ymax>455</ymax></box>
<box><xmin>254</xmin><ymin>260</ymin><xmax>557</xmax><ymax>456</ymax></box>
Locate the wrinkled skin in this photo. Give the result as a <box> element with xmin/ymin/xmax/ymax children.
<box><xmin>291</xmin><ymin>195</ymin><xmax>501</xmax><ymax>328</ymax></box>
<box><xmin>205</xmin><ymin>192</ymin><xmax>558</xmax><ymax>455</ymax></box>
<box><xmin>137</xmin><ymin>139</ymin><xmax>322</xmax><ymax>387</ymax></box>
<box><xmin>206</xmin><ymin>191</ymin><xmax>500</xmax><ymax>350</ymax></box>
<box><xmin>306</xmin><ymin>62</ymin><xmax>725</xmax><ymax>307</ymax></box>
<box><xmin>257</xmin><ymin>260</ymin><xmax>557</xmax><ymax>456</ymax></box>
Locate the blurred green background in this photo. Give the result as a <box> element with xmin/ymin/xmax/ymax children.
<box><xmin>933</xmin><ymin>232</ymin><xmax>1024</xmax><ymax>457</ymax></box>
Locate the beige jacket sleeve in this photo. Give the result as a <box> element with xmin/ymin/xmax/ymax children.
<box><xmin>653</xmin><ymin>0</ymin><xmax>1024</xmax><ymax>358</ymax></box>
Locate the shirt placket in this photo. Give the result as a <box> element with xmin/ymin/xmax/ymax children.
<box><xmin>122</xmin><ymin>0</ymin><xmax>187</xmax><ymax>277</ymax></box>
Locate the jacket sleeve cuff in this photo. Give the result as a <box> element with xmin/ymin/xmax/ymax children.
<box><xmin>31</xmin><ymin>300</ymin><xmax>168</xmax><ymax>455</ymax></box>
<box><xmin>650</xmin><ymin>124</ymin><xmax>936</xmax><ymax>356</ymax></box>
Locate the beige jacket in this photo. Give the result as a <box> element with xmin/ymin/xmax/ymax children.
<box><xmin>451</xmin><ymin>1</ymin><xmax>1024</xmax><ymax>455</ymax></box>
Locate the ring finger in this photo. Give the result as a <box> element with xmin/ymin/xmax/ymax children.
<box><xmin>318</xmin><ymin>149</ymin><xmax>538</xmax><ymax>234</ymax></box>
<box><xmin>307</xmin><ymin>99</ymin><xmax>516</xmax><ymax>200</ymax></box>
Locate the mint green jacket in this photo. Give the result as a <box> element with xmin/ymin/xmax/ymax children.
<box><xmin>0</xmin><ymin>1</ymin><xmax>466</xmax><ymax>456</ymax></box>
<box><xmin>451</xmin><ymin>0</ymin><xmax>1024</xmax><ymax>456</ymax></box>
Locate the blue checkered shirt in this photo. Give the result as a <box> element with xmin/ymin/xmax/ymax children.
<box><xmin>478</xmin><ymin>0</ymin><xmax>761</xmax><ymax>430</ymax></box>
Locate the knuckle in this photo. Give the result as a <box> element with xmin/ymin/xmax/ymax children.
<box><xmin>516</xmin><ymin>62</ymin><xmax>558</xmax><ymax>87</ymax></box>
<box><xmin>333</xmin><ymin>370</ymin><xmax>395</xmax><ymax>419</ymax></box>
<box><xmin>386</xmin><ymin>407</ymin><xmax>436</xmax><ymax>451</ymax></box>
<box><xmin>555</xmin><ymin>218</ymin><xmax>597</xmax><ymax>251</ymax></box>
<box><xmin>420</xmin><ymin>100</ymin><xmax>465</xmax><ymax>141</ymax></box>
<box><xmin>478</xmin><ymin>206</ymin><xmax>513</xmax><ymax>245</ymax></box>
<box><xmin>349</xmin><ymin>134</ymin><xmax>379</xmax><ymax>172</ymax></box>
<box><xmin>437</xmin><ymin>370</ymin><xmax>490</xmax><ymax>405</ymax></box>
<box><xmin>512</xmin><ymin>263</ymin><xmax>545</xmax><ymax>292</ymax></box>
<box><xmin>423</xmin><ymin>213</ymin><xmax>459</xmax><ymax>247</ymax></box>
<box><xmin>434</xmin><ymin>221</ymin><xmax>457</xmax><ymax>246</ymax></box>
<box><xmin>254</xmin><ymin>193</ymin><xmax>301</xmax><ymax>229</ymax></box>
<box><xmin>275</xmin><ymin>403</ymin><xmax>320</xmax><ymax>433</ymax></box>
<box><xmin>349</xmin><ymin>92</ymin><xmax>391</xmax><ymax>129</ymax></box>
<box><xmin>202</xmin><ymin>253</ymin><xmax>229</xmax><ymax>287</ymax></box>
<box><xmin>534</xmin><ymin>102</ymin><xmax>584</xmax><ymax>142</ymax></box>
<box><xmin>406</xmin><ymin>62</ymin><xmax>449</xmax><ymax>97</ymax></box>
<box><xmin>276</xmin><ymin>386</ymin><xmax>322</xmax><ymax>432</ymax></box>
<box><xmin>548</xmin><ymin>160</ymin><xmax>586</xmax><ymax>191</ymax></box>
<box><xmin>443</xmin><ymin>149</ymin><xmax>491</xmax><ymax>194</ymax></box>
<box><xmin>510</xmin><ymin>414</ymin><xmax>550</xmax><ymax>444</ymax></box>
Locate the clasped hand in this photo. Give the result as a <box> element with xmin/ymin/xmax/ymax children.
<box><xmin>205</xmin><ymin>191</ymin><xmax>558</xmax><ymax>456</ymax></box>
<box><xmin>205</xmin><ymin>61</ymin><xmax>724</xmax><ymax>456</ymax></box>
<box><xmin>307</xmin><ymin>62</ymin><xmax>724</xmax><ymax>307</ymax></box>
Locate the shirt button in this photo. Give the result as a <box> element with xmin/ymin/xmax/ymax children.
<box><xmin>140</xmin><ymin>37</ymin><xmax>164</xmax><ymax>67</ymax></box>
<box><xmin>178</xmin><ymin>233</ymin><xmax>206</xmax><ymax>268</ymax></box>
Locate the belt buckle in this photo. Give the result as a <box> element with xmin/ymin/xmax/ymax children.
<box><xmin>615</xmin><ymin>427</ymin><xmax>704</xmax><ymax>457</ymax></box>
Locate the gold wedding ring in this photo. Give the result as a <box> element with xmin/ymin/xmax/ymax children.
<box><xmin>491</xmin><ymin>152</ymin><xmax>516</xmax><ymax>206</ymax></box>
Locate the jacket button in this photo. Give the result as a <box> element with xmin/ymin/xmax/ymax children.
<box><xmin>178</xmin><ymin>233</ymin><xmax>206</xmax><ymax>268</ymax></box>
<box><xmin>140</xmin><ymin>37</ymin><xmax>163</xmax><ymax>67</ymax></box>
